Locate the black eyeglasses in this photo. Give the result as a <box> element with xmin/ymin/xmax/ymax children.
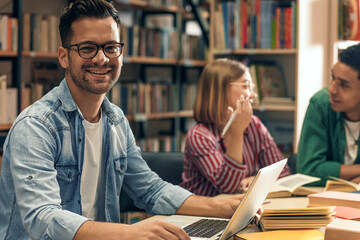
<box><xmin>64</xmin><ymin>42</ymin><xmax>125</xmax><ymax>59</ymax></box>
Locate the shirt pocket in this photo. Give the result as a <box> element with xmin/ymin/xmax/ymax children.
<box><xmin>113</xmin><ymin>157</ymin><xmax>127</xmax><ymax>196</ymax></box>
<box><xmin>56</xmin><ymin>165</ymin><xmax>79</xmax><ymax>205</ymax></box>
<box><xmin>114</xmin><ymin>157</ymin><xmax>127</xmax><ymax>174</ymax></box>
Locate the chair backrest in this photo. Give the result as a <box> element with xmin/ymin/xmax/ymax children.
<box><xmin>288</xmin><ymin>153</ymin><xmax>297</xmax><ymax>174</ymax></box>
<box><xmin>119</xmin><ymin>152</ymin><xmax>184</xmax><ymax>213</ymax></box>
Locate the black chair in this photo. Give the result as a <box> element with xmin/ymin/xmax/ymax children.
<box><xmin>288</xmin><ymin>153</ymin><xmax>297</xmax><ymax>174</ymax></box>
<box><xmin>119</xmin><ymin>152</ymin><xmax>184</xmax><ymax>218</ymax></box>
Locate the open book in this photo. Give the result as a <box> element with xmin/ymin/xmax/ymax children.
<box><xmin>267</xmin><ymin>173</ymin><xmax>321</xmax><ymax>198</ymax></box>
<box><xmin>324</xmin><ymin>176</ymin><xmax>360</xmax><ymax>192</ymax></box>
<box><xmin>257</xmin><ymin>206</ymin><xmax>334</xmax><ymax>231</ymax></box>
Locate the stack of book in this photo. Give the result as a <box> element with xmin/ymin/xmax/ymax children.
<box><xmin>257</xmin><ymin>206</ymin><xmax>334</xmax><ymax>231</ymax></box>
<box><xmin>308</xmin><ymin>191</ymin><xmax>360</xmax><ymax>209</ymax></box>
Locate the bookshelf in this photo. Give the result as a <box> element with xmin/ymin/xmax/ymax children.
<box><xmin>208</xmin><ymin>0</ymin><xmax>359</xmax><ymax>153</ymax></box>
<box><xmin>209</xmin><ymin>0</ymin><xmax>298</xmax><ymax>155</ymax></box>
<box><xmin>0</xmin><ymin>0</ymin><xmax>209</xmax><ymax>153</ymax></box>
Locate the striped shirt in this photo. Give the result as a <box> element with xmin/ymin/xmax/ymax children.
<box><xmin>180</xmin><ymin>115</ymin><xmax>291</xmax><ymax>196</ymax></box>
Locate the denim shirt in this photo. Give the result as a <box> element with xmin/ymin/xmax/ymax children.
<box><xmin>0</xmin><ymin>79</ymin><xmax>192</xmax><ymax>240</ymax></box>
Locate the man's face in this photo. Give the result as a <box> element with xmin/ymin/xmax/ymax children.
<box><xmin>328</xmin><ymin>61</ymin><xmax>360</xmax><ymax>121</ymax></box>
<box><xmin>60</xmin><ymin>17</ymin><xmax>122</xmax><ymax>95</ymax></box>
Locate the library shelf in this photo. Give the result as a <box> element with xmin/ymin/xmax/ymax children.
<box><xmin>124</xmin><ymin>56</ymin><xmax>177</xmax><ymax>65</ymax></box>
<box><xmin>0</xmin><ymin>124</ymin><xmax>12</xmax><ymax>131</ymax></box>
<box><xmin>0</xmin><ymin>51</ymin><xmax>17</xmax><ymax>57</ymax></box>
<box><xmin>179</xmin><ymin>59</ymin><xmax>208</xmax><ymax>67</ymax></box>
<box><xmin>116</xmin><ymin>0</ymin><xmax>178</xmax><ymax>13</ymax></box>
<box><xmin>213</xmin><ymin>48</ymin><xmax>298</xmax><ymax>56</ymax></box>
<box><xmin>131</xmin><ymin>112</ymin><xmax>178</xmax><ymax>121</ymax></box>
<box><xmin>253</xmin><ymin>104</ymin><xmax>296</xmax><ymax>112</ymax></box>
<box><xmin>178</xmin><ymin>110</ymin><xmax>193</xmax><ymax>118</ymax></box>
<box><xmin>22</xmin><ymin>51</ymin><xmax>58</xmax><ymax>59</ymax></box>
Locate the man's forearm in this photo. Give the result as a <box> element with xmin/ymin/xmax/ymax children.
<box><xmin>175</xmin><ymin>195</ymin><xmax>242</xmax><ymax>219</ymax></box>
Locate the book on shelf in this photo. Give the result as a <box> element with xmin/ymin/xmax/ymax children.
<box><xmin>256</xmin><ymin>63</ymin><xmax>287</xmax><ymax>102</ymax></box>
<box><xmin>324</xmin><ymin>218</ymin><xmax>360</xmax><ymax>240</ymax></box>
<box><xmin>267</xmin><ymin>173</ymin><xmax>321</xmax><ymax>198</ymax></box>
<box><xmin>22</xmin><ymin>13</ymin><xmax>60</xmax><ymax>53</ymax></box>
<box><xmin>308</xmin><ymin>191</ymin><xmax>360</xmax><ymax>209</ymax></box>
<box><xmin>260</xmin><ymin>97</ymin><xmax>294</xmax><ymax>106</ymax></box>
<box><xmin>0</xmin><ymin>74</ymin><xmax>18</xmax><ymax>124</ymax></box>
<box><xmin>338</xmin><ymin>0</ymin><xmax>360</xmax><ymax>41</ymax></box>
<box><xmin>235</xmin><ymin>229</ymin><xmax>324</xmax><ymax>240</ymax></box>
<box><xmin>257</xmin><ymin>206</ymin><xmax>334</xmax><ymax>231</ymax></box>
<box><xmin>324</xmin><ymin>176</ymin><xmax>360</xmax><ymax>192</ymax></box>
<box><xmin>213</xmin><ymin>0</ymin><xmax>296</xmax><ymax>49</ymax></box>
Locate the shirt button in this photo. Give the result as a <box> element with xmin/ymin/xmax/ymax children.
<box><xmin>68</xmin><ymin>172</ymin><xmax>72</xmax><ymax>179</ymax></box>
<box><xmin>340</xmin><ymin>150</ymin><xmax>344</xmax><ymax>154</ymax></box>
<box><xmin>26</xmin><ymin>175</ymin><xmax>33</xmax><ymax>180</ymax></box>
<box><xmin>78</xmin><ymin>138</ymin><xmax>81</xmax><ymax>143</ymax></box>
<box><xmin>120</xmin><ymin>164</ymin><xmax>125</xmax><ymax>170</ymax></box>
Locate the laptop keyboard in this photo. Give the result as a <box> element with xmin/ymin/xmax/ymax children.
<box><xmin>183</xmin><ymin>219</ymin><xmax>229</xmax><ymax>238</ymax></box>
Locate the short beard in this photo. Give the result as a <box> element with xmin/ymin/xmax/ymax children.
<box><xmin>68</xmin><ymin>56</ymin><xmax>119</xmax><ymax>95</ymax></box>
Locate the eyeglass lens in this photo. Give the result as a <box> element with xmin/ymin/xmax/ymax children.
<box><xmin>78</xmin><ymin>43</ymin><xmax>123</xmax><ymax>59</ymax></box>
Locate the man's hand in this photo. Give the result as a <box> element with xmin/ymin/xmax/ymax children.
<box><xmin>127</xmin><ymin>220</ymin><xmax>190</xmax><ymax>240</ymax></box>
<box><xmin>73</xmin><ymin>219</ymin><xmax>190</xmax><ymax>240</ymax></box>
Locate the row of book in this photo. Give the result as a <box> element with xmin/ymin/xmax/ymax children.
<box><xmin>0</xmin><ymin>14</ymin><xmax>18</xmax><ymax>51</ymax></box>
<box><xmin>118</xmin><ymin>0</ymin><xmax>181</xmax><ymax>9</ymax></box>
<box><xmin>136</xmin><ymin>135</ymin><xmax>177</xmax><ymax>152</ymax></box>
<box><xmin>108</xmin><ymin>82</ymin><xmax>198</xmax><ymax>114</ymax></box>
<box><xmin>121</xmin><ymin>25</ymin><xmax>179</xmax><ymax>59</ymax></box>
<box><xmin>22</xmin><ymin>13</ymin><xmax>61</xmax><ymax>53</ymax></box>
<box><xmin>214</xmin><ymin>0</ymin><xmax>296</xmax><ymax>49</ymax></box>
<box><xmin>0</xmin><ymin>75</ymin><xmax>17</xmax><ymax>124</ymax></box>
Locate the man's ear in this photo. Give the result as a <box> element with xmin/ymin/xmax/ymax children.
<box><xmin>58</xmin><ymin>46</ymin><xmax>69</xmax><ymax>69</ymax></box>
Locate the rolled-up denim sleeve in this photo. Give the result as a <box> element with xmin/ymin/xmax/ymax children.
<box><xmin>8</xmin><ymin>117</ymin><xmax>88</xmax><ymax>240</ymax></box>
<box><xmin>122</xmin><ymin>120</ymin><xmax>193</xmax><ymax>215</ymax></box>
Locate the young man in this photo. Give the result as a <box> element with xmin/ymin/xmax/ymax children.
<box><xmin>0</xmin><ymin>1</ymin><xmax>242</xmax><ymax>239</ymax></box>
<box><xmin>297</xmin><ymin>44</ymin><xmax>360</xmax><ymax>186</ymax></box>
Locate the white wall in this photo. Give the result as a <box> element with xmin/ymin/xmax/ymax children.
<box><xmin>295</xmin><ymin>0</ymin><xmax>331</xmax><ymax>152</ymax></box>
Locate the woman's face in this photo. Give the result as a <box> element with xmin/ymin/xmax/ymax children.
<box><xmin>227</xmin><ymin>71</ymin><xmax>256</xmax><ymax>109</ymax></box>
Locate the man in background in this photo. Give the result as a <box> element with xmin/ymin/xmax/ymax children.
<box><xmin>297</xmin><ymin>44</ymin><xmax>360</xmax><ymax>185</ymax></box>
<box><xmin>0</xmin><ymin>1</ymin><xmax>242</xmax><ymax>239</ymax></box>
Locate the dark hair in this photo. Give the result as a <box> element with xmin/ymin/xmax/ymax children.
<box><xmin>339</xmin><ymin>44</ymin><xmax>360</xmax><ymax>80</ymax></box>
<box><xmin>59</xmin><ymin>0</ymin><xmax>120</xmax><ymax>46</ymax></box>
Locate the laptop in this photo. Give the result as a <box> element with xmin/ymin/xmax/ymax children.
<box><xmin>165</xmin><ymin>158</ymin><xmax>288</xmax><ymax>240</ymax></box>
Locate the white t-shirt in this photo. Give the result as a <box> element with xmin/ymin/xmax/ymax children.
<box><xmin>80</xmin><ymin>112</ymin><xmax>104</xmax><ymax>220</ymax></box>
<box><xmin>344</xmin><ymin>120</ymin><xmax>360</xmax><ymax>165</ymax></box>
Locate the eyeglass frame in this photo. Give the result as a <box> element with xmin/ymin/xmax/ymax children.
<box><xmin>229</xmin><ymin>81</ymin><xmax>256</xmax><ymax>92</ymax></box>
<box><xmin>64</xmin><ymin>41</ymin><xmax>125</xmax><ymax>59</ymax></box>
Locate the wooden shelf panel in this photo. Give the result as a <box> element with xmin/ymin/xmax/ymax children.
<box><xmin>0</xmin><ymin>124</ymin><xmax>12</xmax><ymax>131</ymax></box>
<box><xmin>124</xmin><ymin>56</ymin><xmax>177</xmax><ymax>65</ymax></box>
<box><xmin>116</xmin><ymin>0</ymin><xmax>178</xmax><ymax>12</ymax></box>
<box><xmin>178</xmin><ymin>110</ymin><xmax>193</xmax><ymax>118</ymax></box>
<box><xmin>213</xmin><ymin>48</ymin><xmax>297</xmax><ymax>56</ymax></box>
<box><xmin>253</xmin><ymin>104</ymin><xmax>296</xmax><ymax>112</ymax></box>
<box><xmin>0</xmin><ymin>51</ymin><xmax>17</xmax><ymax>57</ymax></box>
<box><xmin>179</xmin><ymin>59</ymin><xmax>208</xmax><ymax>67</ymax></box>
<box><xmin>22</xmin><ymin>51</ymin><xmax>58</xmax><ymax>58</ymax></box>
<box><xmin>124</xmin><ymin>104</ymin><xmax>295</xmax><ymax>122</ymax></box>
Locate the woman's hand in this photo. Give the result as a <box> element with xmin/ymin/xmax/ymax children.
<box><xmin>226</xmin><ymin>95</ymin><xmax>253</xmax><ymax>138</ymax></box>
<box><xmin>238</xmin><ymin>176</ymin><xmax>255</xmax><ymax>193</ymax></box>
